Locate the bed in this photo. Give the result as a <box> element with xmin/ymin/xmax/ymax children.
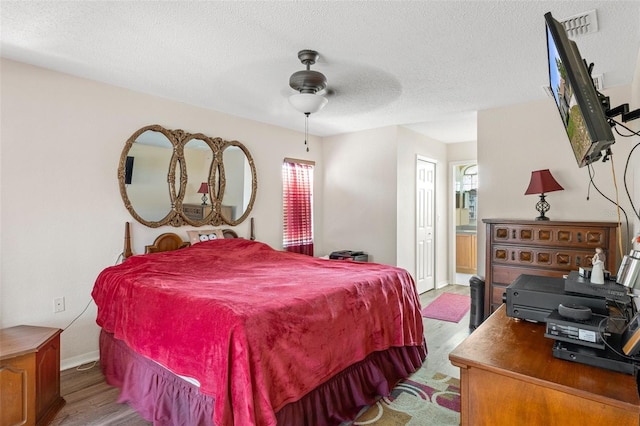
<box><xmin>92</xmin><ymin>233</ymin><xmax>427</xmax><ymax>425</ymax></box>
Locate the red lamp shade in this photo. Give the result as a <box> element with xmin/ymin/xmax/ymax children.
<box><xmin>197</xmin><ymin>182</ymin><xmax>209</xmax><ymax>194</ymax></box>
<box><xmin>524</xmin><ymin>169</ymin><xmax>564</xmax><ymax>195</ymax></box>
<box><xmin>524</xmin><ymin>169</ymin><xmax>564</xmax><ymax>221</ymax></box>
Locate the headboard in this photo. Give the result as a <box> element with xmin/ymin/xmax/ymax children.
<box><xmin>123</xmin><ymin>222</ymin><xmax>241</xmax><ymax>259</ymax></box>
<box><xmin>145</xmin><ymin>233</ymin><xmax>190</xmax><ymax>254</ymax></box>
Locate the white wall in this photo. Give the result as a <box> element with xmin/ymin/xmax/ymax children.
<box><xmin>322</xmin><ymin>126</ymin><xmax>398</xmax><ymax>264</ymax></box>
<box><xmin>477</xmin><ymin>83</ymin><xmax>638</xmax><ymax>277</ymax></box>
<box><xmin>322</xmin><ymin>126</ymin><xmax>450</xmax><ymax>288</ymax></box>
<box><xmin>0</xmin><ymin>59</ymin><xmax>324</xmax><ymax>367</ymax></box>
<box><xmin>447</xmin><ymin>141</ymin><xmax>477</xmax><ymax>163</ymax></box>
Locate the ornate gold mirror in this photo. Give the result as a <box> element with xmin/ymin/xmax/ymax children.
<box><xmin>118</xmin><ymin>125</ymin><xmax>257</xmax><ymax>227</ymax></box>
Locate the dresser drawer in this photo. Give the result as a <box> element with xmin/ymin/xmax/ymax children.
<box><xmin>490</xmin><ymin>224</ymin><xmax>613</xmax><ymax>249</ymax></box>
<box><xmin>491</xmin><ymin>265</ymin><xmax>565</xmax><ymax>286</ymax></box>
<box><xmin>490</xmin><ymin>245</ymin><xmax>600</xmax><ymax>271</ymax></box>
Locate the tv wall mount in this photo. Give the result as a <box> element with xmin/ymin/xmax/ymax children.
<box><xmin>586</xmin><ymin>61</ymin><xmax>640</xmax><ymax>124</ymax></box>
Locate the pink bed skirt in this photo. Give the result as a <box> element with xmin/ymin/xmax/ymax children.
<box><xmin>100</xmin><ymin>330</ymin><xmax>427</xmax><ymax>425</ymax></box>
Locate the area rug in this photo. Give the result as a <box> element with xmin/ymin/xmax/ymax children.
<box><xmin>421</xmin><ymin>293</ymin><xmax>470</xmax><ymax>323</ymax></box>
<box><xmin>353</xmin><ymin>370</ymin><xmax>460</xmax><ymax>425</ymax></box>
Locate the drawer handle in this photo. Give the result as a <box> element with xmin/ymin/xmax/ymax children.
<box><xmin>577</xmin><ymin>232</ymin><xmax>582</xmax><ymax>243</ymax></box>
<box><xmin>576</xmin><ymin>256</ymin><xmax>581</xmax><ymax>266</ymax></box>
<box><xmin>512</xmin><ymin>230</ymin><xmax>516</xmax><ymax>239</ymax></box>
<box><xmin>511</xmin><ymin>251</ymin><xmax>515</xmax><ymax>261</ymax></box>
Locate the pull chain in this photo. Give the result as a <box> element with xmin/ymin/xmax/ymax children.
<box><xmin>304</xmin><ymin>113</ymin><xmax>310</xmax><ymax>152</ymax></box>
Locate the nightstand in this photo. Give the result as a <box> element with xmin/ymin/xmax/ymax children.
<box><xmin>0</xmin><ymin>325</ymin><xmax>65</xmax><ymax>426</ymax></box>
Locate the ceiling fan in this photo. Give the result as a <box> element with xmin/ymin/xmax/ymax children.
<box><xmin>288</xmin><ymin>49</ymin><xmax>329</xmax><ymax>115</ymax></box>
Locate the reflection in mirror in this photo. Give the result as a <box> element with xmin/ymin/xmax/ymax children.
<box><xmin>182</xmin><ymin>137</ymin><xmax>215</xmax><ymax>224</ymax></box>
<box><xmin>124</xmin><ymin>129</ymin><xmax>174</xmax><ymax>223</ymax></box>
<box><xmin>220</xmin><ymin>142</ymin><xmax>256</xmax><ymax>225</ymax></box>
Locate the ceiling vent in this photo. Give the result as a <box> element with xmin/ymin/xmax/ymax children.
<box><xmin>560</xmin><ymin>10</ymin><xmax>599</xmax><ymax>37</ymax></box>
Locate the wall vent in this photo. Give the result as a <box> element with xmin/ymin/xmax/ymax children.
<box><xmin>560</xmin><ymin>10</ymin><xmax>598</xmax><ymax>37</ymax></box>
<box><xmin>591</xmin><ymin>74</ymin><xmax>604</xmax><ymax>91</ymax></box>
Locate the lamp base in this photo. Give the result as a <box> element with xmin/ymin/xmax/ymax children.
<box><xmin>534</xmin><ymin>193</ymin><xmax>551</xmax><ymax>221</ymax></box>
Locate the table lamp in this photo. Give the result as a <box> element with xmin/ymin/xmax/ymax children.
<box><xmin>197</xmin><ymin>182</ymin><xmax>209</xmax><ymax>206</ymax></box>
<box><xmin>524</xmin><ymin>169</ymin><xmax>564</xmax><ymax>221</ymax></box>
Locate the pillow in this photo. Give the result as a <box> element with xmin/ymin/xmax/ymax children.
<box><xmin>187</xmin><ymin>229</ymin><xmax>225</xmax><ymax>245</ymax></box>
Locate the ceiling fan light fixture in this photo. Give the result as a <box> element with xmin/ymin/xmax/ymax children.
<box><xmin>289</xmin><ymin>93</ymin><xmax>328</xmax><ymax>114</ymax></box>
<box><xmin>287</xmin><ymin>49</ymin><xmax>330</xmax><ymax>152</ymax></box>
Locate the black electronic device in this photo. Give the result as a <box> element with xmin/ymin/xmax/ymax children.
<box><xmin>564</xmin><ymin>271</ymin><xmax>630</xmax><ymax>303</ymax></box>
<box><xmin>505</xmin><ymin>274</ymin><xmax>608</xmax><ymax>322</ymax></box>
<box><xmin>329</xmin><ymin>250</ymin><xmax>368</xmax><ymax>262</ymax></box>
<box><xmin>552</xmin><ymin>338</ymin><xmax>637</xmax><ymax>375</ymax></box>
<box><xmin>544</xmin><ymin>12</ymin><xmax>615</xmax><ymax>168</ymax></box>
<box><xmin>545</xmin><ymin>309</ymin><xmax>607</xmax><ymax>349</ymax></box>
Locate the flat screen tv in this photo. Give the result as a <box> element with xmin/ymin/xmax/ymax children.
<box><xmin>545</xmin><ymin>12</ymin><xmax>615</xmax><ymax>168</ymax></box>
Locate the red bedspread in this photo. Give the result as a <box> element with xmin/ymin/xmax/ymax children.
<box><xmin>92</xmin><ymin>239</ymin><xmax>424</xmax><ymax>425</ymax></box>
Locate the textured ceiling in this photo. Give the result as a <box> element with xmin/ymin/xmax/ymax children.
<box><xmin>2</xmin><ymin>1</ymin><xmax>639</xmax><ymax>142</ymax></box>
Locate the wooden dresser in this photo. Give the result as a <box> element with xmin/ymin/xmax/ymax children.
<box><xmin>0</xmin><ymin>326</ymin><xmax>65</xmax><ymax>426</ymax></box>
<box><xmin>450</xmin><ymin>306</ymin><xmax>640</xmax><ymax>426</ymax></box>
<box><xmin>483</xmin><ymin>219</ymin><xmax>618</xmax><ymax>317</ymax></box>
<box><xmin>182</xmin><ymin>203</ymin><xmax>213</xmax><ymax>221</ymax></box>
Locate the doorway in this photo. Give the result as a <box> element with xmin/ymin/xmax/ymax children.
<box><xmin>452</xmin><ymin>162</ymin><xmax>478</xmax><ymax>285</ymax></box>
<box><xmin>416</xmin><ymin>157</ymin><xmax>436</xmax><ymax>294</ymax></box>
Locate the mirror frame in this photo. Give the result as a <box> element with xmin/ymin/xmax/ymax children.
<box><xmin>118</xmin><ymin>124</ymin><xmax>257</xmax><ymax>228</ymax></box>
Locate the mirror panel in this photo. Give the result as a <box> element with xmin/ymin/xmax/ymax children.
<box><xmin>119</xmin><ymin>125</ymin><xmax>257</xmax><ymax>228</ymax></box>
<box><xmin>182</xmin><ymin>135</ymin><xmax>216</xmax><ymax>225</ymax></box>
<box><xmin>220</xmin><ymin>141</ymin><xmax>257</xmax><ymax>226</ymax></box>
<box><xmin>119</xmin><ymin>126</ymin><xmax>177</xmax><ymax>227</ymax></box>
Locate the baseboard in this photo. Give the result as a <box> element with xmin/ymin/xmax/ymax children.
<box><xmin>436</xmin><ymin>280</ymin><xmax>450</xmax><ymax>289</ymax></box>
<box><xmin>61</xmin><ymin>350</ymin><xmax>99</xmax><ymax>371</ymax></box>
<box><xmin>436</xmin><ymin>280</ymin><xmax>471</xmax><ymax>289</ymax></box>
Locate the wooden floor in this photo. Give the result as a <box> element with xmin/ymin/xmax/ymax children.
<box><xmin>51</xmin><ymin>284</ymin><xmax>471</xmax><ymax>425</ymax></box>
<box><xmin>418</xmin><ymin>283</ymin><xmax>473</xmax><ymax>378</ymax></box>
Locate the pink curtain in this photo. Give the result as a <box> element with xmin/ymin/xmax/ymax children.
<box><xmin>282</xmin><ymin>161</ymin><xmax>314</xmax><ymax>256</ymax></box>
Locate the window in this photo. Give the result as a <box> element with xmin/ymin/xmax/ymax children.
<box><xmin>282</xmin><ymin>159</ymin><xmax>314</xmax><ymax>256</ymax></box>
<box><xmin>462</xmin><ymin>165</ymin><xmax>478</xmax><ymax>191</ymax></box>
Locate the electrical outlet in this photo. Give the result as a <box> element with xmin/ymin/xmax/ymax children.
<box><xmin>54</xmin><ymin>297</ymin><xmax>65</xmax><ymax>313</ymax></box>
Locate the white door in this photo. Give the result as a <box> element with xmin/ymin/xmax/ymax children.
<box><xmin>416</xmin><ymin>158</ymin><xmax>436</xmax><ymax>293</ymax></box>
